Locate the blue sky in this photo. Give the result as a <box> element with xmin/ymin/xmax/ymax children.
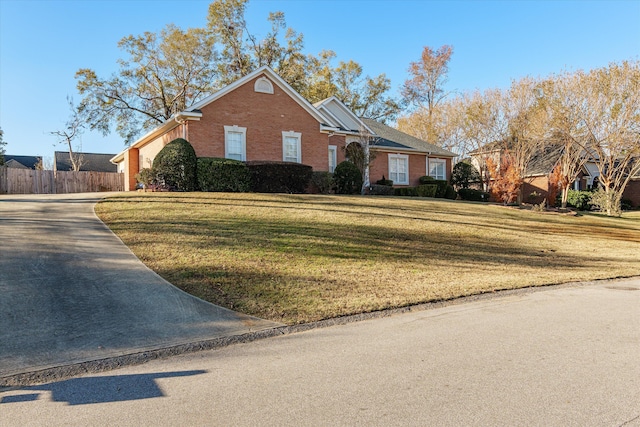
<box><xmin>1</xmin><ymin>0</ymin><xmax>639</xmax><ymax>162</ymax></box>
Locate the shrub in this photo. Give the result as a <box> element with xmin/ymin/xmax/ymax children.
<box><xmin>416</xmin><ymin>184</ymin><xmax>437</xmax><ymax>197</ymax></box>
<box><xmin>458</xmin><ymin>188</ymin><xmax>489</xmax><ymax>202</ymax></box>
<box><xmin>375</xmin><ymin>175</ymin><xmax>394</xmax><ymax>186</ymax></box>
<box><xmin>333</xmin><ymin>161</ymin><xmax>363</xmax><ymax>194</ymax></box>
<box><xmin>451</xmin><ymin>162</ymin><xmax>480</xmax><ymax>190</ymax></box>
<box><xmin>394</xmin><ymin>187</ymin><xmax>419</xmax><ymax>197</ymax></box>
<box><xmin>565</xmin><ymin>189</ymin><xmax>593</xmax><ymax>211</ymax></box>
<box><xmin>152</xmin><ymin>138</ymin><xmax>197</xmax><ymax>191</ymax></box>
<box><xmin>368</xmin><ymin>184</ymin><xmax>395</xmax><ymax>196</ymax></box>
<box><xmin>246</xmin><ymin>161</ymin><xmax>312</xmax><ymax>193</ymax></box>
<box><xmin>418</xmin><ymin>175</ymin><xmax>435</xmax><ymax>184</ymax></box>
<box><xmin>135</xmin><ymin>168</ymin><xmax>157</xmax><ymax>190</ymax></box>
<box><xmin>310</xmin><ymin>171</ymin><xmax>334</xmax><ymax>194</ymax></box>
<box><xmin>444</xmin><ymin>184</ymin><xmax>457</xmax><ymax>200</ymax></box>
<box><xmin>197</xmin><ymin>157</ymin><xmax>250</xmax><ymax>192</ymax></box>
<box><xmin>622</xmin><ymin>198</ymin><xmax>634</xmax><ymax>211</ymax></box>
<box><xmin>420</xmin><ymin>176</ymin><xmax>450</xmax><ymax>198</ymax></box>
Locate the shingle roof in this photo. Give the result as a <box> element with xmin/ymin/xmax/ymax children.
<box><xmin>360</xmin><ymin>118</ymin><xmax>457</xmax><ymax>158</ymax></box>
<box><xmin>2</xmin><ymin>155</ymin><xmax>42</xmax><ymax>169</ymax></box>
<box><xmin>525</xmin><ymin>144</ymin><xmax>564</xmax><ymax>176</ymax></box>
<box><xmin>54</xmin><ymin>151</ymin><xmax>118</xmax><ymax>172</ymax></box>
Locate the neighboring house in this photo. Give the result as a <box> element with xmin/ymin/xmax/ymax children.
<box><xmin>54</xmin><ymin>151</ymin><xmax>118</xmax><ymax>173</ymax></box>
<box><xmin>471</xmin><ymin>143</ymin><xmax>640</xmax><ymax>207</ymax></box>
<box><xmin>2</xmin><ymin>155</ymin><xmax>42</xmax><ymax>169</ymax></box>
<box><xmin>111</xmin><ymin>66</ymin><xmax>456</xmax><ymax>191</ymax></box>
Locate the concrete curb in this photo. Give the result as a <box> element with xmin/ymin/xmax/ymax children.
<box><xmin>4</xmin><ymin>275</ymin><xmax>637</xmax><ymax>388</ymax></box>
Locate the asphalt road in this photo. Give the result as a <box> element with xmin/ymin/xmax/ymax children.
<box><xmin>2</xmin><ymin>278</ymin><xmax>639</xmax><ymax>426</ymax></box>
<box><xmin>0</xmin><ymin>193</ymin><xmax>280</xmax><ymax>378</ymax></box>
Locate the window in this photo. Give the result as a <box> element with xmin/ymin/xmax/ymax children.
<box><xmin>224</xmin><ymin>125</ymin><xmax>246</xmax><ymax>161</ymax></box>
<box><xmin>328</xmin><ymin>145</ymin><xmax>337</xmax><ymax>173</ymax></box>
<box><xmin>389</xmin><ymin>154</ymin><xmax>409</xmax><ymax>185</ymax></box>
<box><xmin>282</xmin><ymin>131</ymin><xmax>301</xmax><ymax>163</ymax></box>
<box><xmin>428</xmin><ymin>158</ymin><xmax>446</xmax><ymax>180</ymax></box>
<box><xmin>254</xmin><ymin>76</ymin><xmax>274</xmax><ymax>94</ymax></box>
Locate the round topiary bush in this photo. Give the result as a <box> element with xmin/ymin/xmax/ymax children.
<box><xmin>333</xmin><ymin>161</ymin><xmax>363</xmax><ymax>194</ymax></box>
<box><xmin>152</xmin><ymin>138</ymin><xmax>197</xmax><ymax>191</ymax></box>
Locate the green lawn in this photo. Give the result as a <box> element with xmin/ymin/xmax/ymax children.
<box><xmin>95</xmin><ymin>193</ymin><xmax>640</xmax><ymax>324</ymax></box>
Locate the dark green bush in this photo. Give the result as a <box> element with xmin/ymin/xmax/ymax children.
<box><xmin>310</xmin><ymin>171</ymin><xmax>334</xmax><ymax>194</ymax></box>
<box><xmin>419</xmin><ymin>176</ymin><xmax>450</xmax><ymax>198</ymax></box>
<box><xmin>368</xmin><ymin>184</ymin><xmax>395</xmax><ymax>196</ymax></box>
<box><xmin>451</xmin><ymin>162</ymin><xmax>480</xmax><ymax>190</ymax></box>
<box><xmin>246</xmin><ymin>161</ymin><xmax>312</xmax><ymax>193</ymax></box>
<box><xmin>152</xmin><ymin>138</ymin><xmax>197</xmax><ymax>191</ymax></box>
<box><xmin>622</xmin><ymin>198</ymin><xmax>635</xmax><ymax>210</ymax></box>
<box><xmin>564</xmin><ymin>189</ymin><xmax>593</xmax><ymax>210</ymax></box>
<box><xmin>444</xmin><ymin>184</ymin><xmax>457</xmax><ymax>200</ymax></box>
<box><xmin>416</xmin><ymin>184</ymin><xmax>437</xmax><ymax>197</ymax></box>
<box><xmin>333</xmin><ymin>161</ymin><xmax>363</xmax><ymax>194</ymax></box>
<box><xmin>418</xmin><ymin>175</ymin><xmax>435</xmax><ymax>184</ymax></box>
<box><xmin>197</xmin><ymin>157</ymin><xmax>250</xmax><ymax>192</ymax></box>
<box><xmin>394</xmin><ymin>187</ymin><xmax>419</xmax><ymax>197</ymax></box>
<box><xmin>375</xmin><ymin>175</ymin><xmax>394</xmax><ymax>186</ymax></box>
<box><xmin>458</xmin><ymin>188</ymin><xmax>489</xmax><ymax>202</ymax></box>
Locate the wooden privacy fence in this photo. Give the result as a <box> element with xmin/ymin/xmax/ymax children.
<box><xmin>0</xmin><ymin>167</ymin><xmax>124</xmax><ymax>194</ymax></box>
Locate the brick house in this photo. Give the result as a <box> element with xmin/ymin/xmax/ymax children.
<box><xmin>471</xmin><ymin>143</ymin><xmax>640</xmax><ymax>207</ymax></box>
<box><xmin>111</xmin><ymin>66</ymin><xmax>456</xmax><ymax>191</ymax></box>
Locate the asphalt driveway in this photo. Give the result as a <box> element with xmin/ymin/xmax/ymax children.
<box><xmin>0</xmin><ymin>193</ymin><xmax>280</xmax><ymax>378</ymax></box>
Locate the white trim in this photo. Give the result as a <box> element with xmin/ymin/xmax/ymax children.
<box><xmin>189</xmin><ymin>66</ymin><xmax>330</xmax><ymax>125</ymax></box>
<box><xmin>282</xmin><ymin>130</ymin><xmax>302</xmax><ymax>163</ymax></box>
<box><xmin>224</xmin><ymin>125</ymin><xmax>247</xmax><ymax>161</ymax></box>
<box><xmin>328</xmin><ymin>145</ymin><xmax>337</xmax><ymax>173</ymax></box>
<box><xmin>314</xmin><ymin>96</ymin><xmax>375</xmax><ymax>134</ymax></box>
<box><xmin>388</xmin><ymin>153</ymin><xmax>409</xmax><ymax>185</ymax></box>
<box><xmin>254</xmin><ymin>76</ymin><xmax>274</xmax><ymax>94</ymax></box>
<box><xmin>428</xmin><ymin>158</ymin><xmax>446</xmax><ymax>180</ymax></box>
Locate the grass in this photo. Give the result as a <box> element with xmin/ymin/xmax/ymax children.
<box><xmin>95</xmin><ymin>193</ymin><xmax>640</xmax><ymax>324</ymax></box>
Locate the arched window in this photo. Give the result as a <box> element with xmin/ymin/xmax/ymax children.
<box><xmin>254</xmin><ymin>77</ymin><xmax>274</xmax><ymax>94</ymax></box>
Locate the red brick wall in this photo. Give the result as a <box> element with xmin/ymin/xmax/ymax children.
<box><xmin>187</xmin><ymin>74</ymin><xmax>344</xmax><ymax>171</ymax></box>
<box><xmin>370</xmin><ymin>152</ymin><xmax>454</xmax><ymax>187</ymax></box>
<box><xmin>125</xmin><ymin>148</ymin><xmax>139</xmax><ymax>191</ymax></box>
<box><xmin>623</xmin><ymin>179</ymin><xmax>640</xmax><ymax>207</ymax></box>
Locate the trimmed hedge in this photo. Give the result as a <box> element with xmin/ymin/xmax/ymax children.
<box><xmin>394</xmin><ymin>187</ymin><xmax>419</xmax><ymax>197</ymax></box>
<box><xmin>333</xmin><ymin>161</ymin><xmax>363</xmax><ymax>194</ymax></box>
<box><xmin>197</xmin><ymin>157</ymin><xmax>251</xmax><ymax>192</ymax></box>
<box><xmin>458</xmin><ymin>188</ymin><xmax>489</xmax><ymax>202</ymax></box>
<box><xmin>375</xmin><ymin>175</ymin><xmax>394</xmax><ymax>186</ymax></box>
<box><xmin>416</xmin><ymin>184</ymin><xmax>438</xmax><ymax>197</ymax></box>
<box><xmin>247</xmin><ymin>161</ymin><xmax>312</xmax><ymax>193</ymax></box>
<box><xmin>152</xmin><ymin>138</ymin><xmax>198</xmax><ymax>191</ymax></box>
<box><xmin>368</xmin><ymin>184</ymin><xmax>395</xmax><ymax>196</ymax></box>
<box><xmin>419</xmin><ymin>176</ymin><xmax>456</xmax><ymax>199</ymax></box>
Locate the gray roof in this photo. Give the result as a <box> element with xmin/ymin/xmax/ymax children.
<box><xmin>525</xmin><ymin>144</ymin><xmax>564</xmax><ymax>176</ymax></box>
<box><xmin>54</xmin><ymin>151</ymin><xmax>118</xmax><ymax>172</ymax></box>
<box><xmin>360</xmin><ymin>118</ymin><xmax>457</xmax><ymax>158</ymax></box>
<box><xmin>2</xmin><ymin>155</ymin><xmax>42</xmax><ymax>169</ymax></box>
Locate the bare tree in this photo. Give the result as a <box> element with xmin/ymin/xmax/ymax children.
<box><xmin>0</xmin><ymin>126</ymin><xmax>6</xmax><ymax>166</ymax></box>
<box><xmin>577</xmin><ymin>61</ymin><xmax>640</xmax><ymax>216</ymax></box>
<box><xmin>502</xmin><ymin>77</ymin><xmax>551</xmax><ymax>204</ymax></box>
<box><xmin>50</xmin><ymin>98</ymin><xmax>85</xmax><ymax>172</ymax></box>
<box><xmin>401</xmin><ymin>45</ymin><xmax>454</xmax><ymax>143</ymax></box>
<box><xmin>541</xmin><ymin>73</ymin><xmax>592</xmax><ymax>209</ymax></box>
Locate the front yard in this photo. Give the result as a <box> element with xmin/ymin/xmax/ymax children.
<box><xmin>95</xmin><ymin>193</ymin><xmax>640</xmax><ymax>324</ymax></box>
